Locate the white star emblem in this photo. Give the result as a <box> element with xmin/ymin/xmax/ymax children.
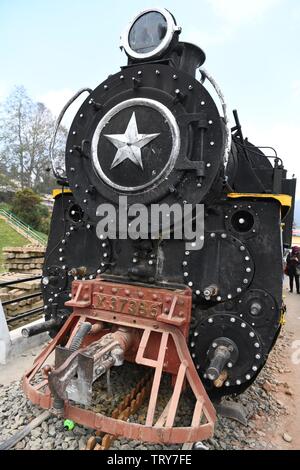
<box><xmin>104</xmin><ymin>112</ymin><xmax>160</xmax><ymax>170</ymax></box>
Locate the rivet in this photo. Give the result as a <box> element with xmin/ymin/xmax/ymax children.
<box><xmin>245</xmin><ymin>256</ymin><xmax>250</xmax><ymax>261</ymax></box>
<box><xmin>201</xmin><ymin>101</ymin><xmax>205</xmax><ymax>105</ymax></box>
<box><xmin>254</xmin><ymin>342</ymin><xmax>260</xmax><ymax>348</ymax></box>
<box><xmin>132</xmin><ymin>258</ymin><xmax>137</xmax><ymax>263</ymax></box>
<box><xmin>206</xmin><ymin>162</ymin><xmax>211</xmax><ymax>167</ymax></box>
<box><xmin>194</xmin><ymin>331</ymin><xmax>199</xmax><ymax>337</ymax></box>
<box><xmin>225</xmin><ymin>381</ymin><xmax>230</xmax><ymax>386</ymax></box>
<box><xmin>182</xmin><ymin>261</ymin><xmax>188</xmax><ymax>266</ymax></box>
<box><xmin>230</xmin><ymin>317</ymin><xmax>235</xmax><ymax>322</ymax></box>
<box><xmin>79</xmin><ymin>113</ymin><xmax>84</xmax><ymax>118</ymax></box>
<box><xmin>188</xmin><ymin>85</ymin><xmax>193</xmax><ymax>90</ymax></box>
<box><xmin>243</xmin><ymin>279</ymin><xmax>248</xmax><ymax>284</ymax></box>
<box><xmin>208</xmin><ymin>318</ymin><xmax>213</xmax><ymax>323</ymax></box>
<box><xmin>255</xmin><ymin>354</ymin><xmax>261</xmax><ymax>360</ymax></box>
<box><xmin>69</xmin><ymin>149</ymin><xmax>73</xmax><ymax>153</ymax></box>
<box><xmin>227</xmin><ymin>362</ymin><xmax>233</xmax><ymax>368</ymax></box>
<box><xmin>155</xmin><ymin>70</ymin><xmax>160</xmax><ymax>75</ymax></box>
<box><xmin>252</xmin><ymin>365</ymin><xmax>258</xmax><ymax>371</ymax></box>
<box><xmin>217</xmin><ymin>296</ymin><xmax>222</xmax><ymax>301</ymax></box>
<box><xmin>185</xmin><ymin>251</ymin><xmax>190</xmax><ymax>256</ymax></box>
<box><xmin>246</xmin><ymin>374</ymin><xmax>251</xmax><ymax>380</ymax></box>
<box><xmin>83</xmin><ymin>199</ymin><xmax>87</xmax><ymax>203</ymax></box>
<box><xmin>72</xmin><ymin>131</ymin><xmax>76</xmax><ymax>135</ymax></box>
<box><xmin>70</xmin><ymin>167</ymin><xmax>75</xmax><ymax>172</ymax></box>
<box><xmin>89</xmin><ymin>275</ymin><xmax>93</xmax><ymax>280</ymax></box>
<box><xmin>97</xmin><ymin>269</ymin><xmax>101</xmax><ymax>274</ymax></box>
<box><xmin>212</xmin><ymin>342</ymin><xmax>217</xmax><ymax>348</ymax></box>
<box><xmin>221</xmin><ymin>233</ymin><xmax>227</xmax><ymax>238</ymax></box>
<box><xmin>210</xmin><ymin>141</ymin><xmax>214</xmax><ymax>146</ymax></box>
<box><xmin>249</xmin><ymin>332</ymin><xmax>255</xmax><ymax>337</ymax></box>
<box><xmin>104</xmin><ymin>85</ymin><xmax>108</xmax><ymax>90</ymax></box>
<box><xmin>175</xmin><ymin>89</ymin><xmax>180</xmax><ymax>94</ymax></box>
<box><xmin>236</xmin><ymin>379</ymin><xmax>241</xmax><ymax>385</ymax></box>
<box><xmin>188</xmin><ymin>281</ymin><xmax>193</xmax><ymax>287</ymax></box>
<box><xmin>120</xmin><ymin>75</ymin><xmax>124</xmax><ymax>79</ymax></box>
<box><xmin>241</xmin><ymin>322</ymin><xmax>246</xmax><ymax>328</ymax></box>
<box><xmin>208</xmin><ymin>120</ymin><xmax>213</xmax><ymax>125</ymax></box>
<box><xmin>173</xmin><ymin>74</ymin><xmax>178</xmax><ymax>80</ymax></box>
<box><xmin>184</xmin><ymin>272</ymin><xmax>188</xmax><ymax>277</ymax></box>
<box><xmin>210</xmin><ymin>233</ymin><xmax>216</xmax><ymax>238</ymax></box>
<box><xmin>240</xmin><ymin>246</ymin><xmax>245</xmax><ymax>251</ymax></box>
<box><xmin>237</xmin><ymin>287</ymin><xmax>242</xmax><ymax>293</ymax></box>
<box><xmin>246</xmin><ymin>267</ymin><xmax>251</xmax><ymax>273</ymax></box>
<box><xmin>191</xmin><ymin>342</ymin><xmax>195</xmax><ymax>348</ymax></box>
<box><xmin>138</xmin><ymin>70</ymin><xmax>142</xmax><ymax>75</ymax></box>
<box><xmin>196</xmin><ymin>290</ymin><xmax>200</xmax><ymax>295</ymax></box>
<box><xmin>148</xmin><ymin>260</ymin><xmax>153</xmax><ymax>265</ymax></box>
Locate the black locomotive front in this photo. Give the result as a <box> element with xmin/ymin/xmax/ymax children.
<box><xmin>41</xmin><ymin>8</ymin><xmax>296</xmax><ymax>399</ymax></box>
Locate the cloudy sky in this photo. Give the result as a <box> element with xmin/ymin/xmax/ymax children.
<box><xmin>1</xmin><ymin>0</ymin><xmax>300</xmax><ymax>194</ymax></box>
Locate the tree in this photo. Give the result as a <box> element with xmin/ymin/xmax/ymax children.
<box><xmin>0</xmin><ymin>86</ymin><xmax>67</xmax><ymax>192</ymax></box>
<box><xmin>11</xmin><ymin>188</ymin><xmax>50</xmax><ymax>233</ymax></box>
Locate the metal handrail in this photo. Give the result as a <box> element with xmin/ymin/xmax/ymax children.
<box><xmin>0</xmin><ymin>275</ymin><xmax>42</xmax><ymax>288</ymax></box>
<box><xmin>2</xmin><ymin>291</ymin><xmax>42</xmax><ymax>306</ymax></box>
<box><xmin>0</xmin><ymin>209</ymin><xmax>47</xmax><ymax>245</ymax></box>
<box><xmin>6</xmin><ymin>307</ymin><xmax>44</xmax><ymax>324</ymax></box>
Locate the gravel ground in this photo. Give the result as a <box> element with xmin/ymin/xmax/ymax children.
<box><xmin>0</xmin><ymin>328</ymin><xmax>291</xmax><ymax>451</ymax></box>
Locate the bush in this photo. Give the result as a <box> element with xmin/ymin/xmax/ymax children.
<box><xmin>11</xmin><ymin>188</ymin><xmax>50</xmax><ymax>234</ymax></box>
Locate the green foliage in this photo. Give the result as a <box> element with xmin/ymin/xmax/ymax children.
<box><xmin>11</xmin><ymin>188</ymin><xmax>50</xmax><ymax>233</ymax></box>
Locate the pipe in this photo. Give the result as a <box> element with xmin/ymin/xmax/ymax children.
<box><xmin>21</xmin><ymin>319</ymin><xmax>59</xmax><ymax>338</ymax></box>
<box><xmin>69</xmin><ymin>322</ymin><xmax>92</xmax><ymax>352</ymax></box>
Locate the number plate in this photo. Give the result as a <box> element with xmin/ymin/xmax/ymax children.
<box><xmin>93</xmin><ymin>293</ymin><xmax>162</xmax><ymax>318</ymax></box>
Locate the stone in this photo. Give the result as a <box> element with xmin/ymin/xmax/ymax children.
<box><xmin>282</xmin><ymin>433</ymin><xmax>292</xmax><ymax>443</ymax></box>
<box><xmin>15</xmin><ymin>440</ymin><xmax>25</xmax><ymax>450</ymax></box>
<box><xmin>262</xmin><ymin>381</ymin><xmax>273</xmax><ymax>393</ymax></box>
<box><xmin>31</xmin><ymin>428</ymin><xmax>41</xmax><ymax>438</ymax></box>
<box><xmin>48</xmin><ymin>424</ymin><xmax>56</xmax><ymax>437</ymax></box>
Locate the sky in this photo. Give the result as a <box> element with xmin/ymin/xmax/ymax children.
<box><xmin>0</xmin><ymin>0</ymin><xmax>300</xmax><ymax>195</ymax></box>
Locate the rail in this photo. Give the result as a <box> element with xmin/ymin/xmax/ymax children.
<box><xmin>0</xmin><ymin>209</ymin><xmax>47</xmax><ymax>246</ymax></box>
<box><xmin>0</xmin><ymin>275</ymin><xmax>43</xmax><ymax>326</ymax></box>
<box><xmin>6</xmin><ymin>306</ymin><xmax>44</xmax><ymax>325</ymax></box>
<box><xmin>0</xmin><ymin>275</ymin><xmax>42</xmax><ymax>288</ymax></box>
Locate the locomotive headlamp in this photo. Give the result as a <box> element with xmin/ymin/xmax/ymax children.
<box><xmin>121</xmin><ymin>8</ymin><xmax>181</xmax><ymax>60</ymax></box>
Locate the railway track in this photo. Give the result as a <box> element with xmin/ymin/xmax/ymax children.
<box><xmin>82</xmin><ymin>364</ymin><xmax>199</xmax><ymax>451</ymax></box>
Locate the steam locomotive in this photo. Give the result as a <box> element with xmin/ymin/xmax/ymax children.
<box><xmin>24</xmin><ymin>8</ymin><xmax>295</xmax><ymax>430</ymax></box>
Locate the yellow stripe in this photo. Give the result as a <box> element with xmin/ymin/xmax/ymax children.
<box><xmin>227</xmin><ymin>193</ymin><xmax>292</xmax><ymax>209</ymax></box>
<box><xmin>52</xmin><ymin>188</ymin><xmax>73</xmax><ymax>198</ymax></box>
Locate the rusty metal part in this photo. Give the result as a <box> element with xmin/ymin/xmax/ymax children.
<box><xmin>213</xmin><ymin>370</ymin><xmax>228</xmax><ymax>388</ymax></box>
<box><xmin>23</xmin><ymin>279</ymin><xmax>216</xmax><ymax>445</ymax></box>
<box><xmin>86</xmin><ymin>373</ymin><xmax>153</xmax><ymax>450</ymax></box>
<box><xmin>89</xmin><ymin>322</ymin><xmax>104</xmax><ymax>335</ymax></box>
<box><xmin>48</xmin><ymin>328</ymin><xmax>134</xmax><ymax>405</ymax></box>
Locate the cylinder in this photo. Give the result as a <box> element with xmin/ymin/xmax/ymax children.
<box><xmin>21</xmin><ymin>319</ymin><xmax>59</xmax><ymax>338</ymax></box>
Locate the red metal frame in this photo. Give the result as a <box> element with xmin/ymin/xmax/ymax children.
<box><xmin>23</xmin><ymin>279</ymin><xmax>216</xmax><ymax>444</ymax></box>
